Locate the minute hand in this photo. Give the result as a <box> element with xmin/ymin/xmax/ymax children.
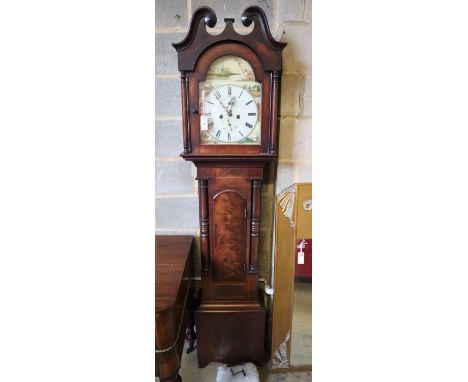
<box><xmin>216</xmin><ymin>97</ymin><xmax>230</xmax><ymax>115</ymax></box>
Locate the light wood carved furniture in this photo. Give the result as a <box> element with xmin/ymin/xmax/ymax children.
<box><xmin>172</xmin><ymin>6</ymin><xmax>286</xmax><ymax>367</ymax></box>
<box><xmin>271</xmin><ymin>183</ymin><xmax>312</xmax><ymax>372</ymax></box>
<box><xmin>155</xmin><ymin>235</ymin><xmax>195</xmax><ymax>382</ymax></box>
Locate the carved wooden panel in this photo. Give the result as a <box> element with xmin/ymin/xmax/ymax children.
<box><xmin>213</xmin><ymin>190</ymin><xmax>246</xmax><ymax>281</ymax></box>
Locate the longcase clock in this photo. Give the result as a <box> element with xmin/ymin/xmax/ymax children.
<box><xmin>172</xmin><ymin>6</ymin><xmax>286</xmax><ymax>366</ymax></box>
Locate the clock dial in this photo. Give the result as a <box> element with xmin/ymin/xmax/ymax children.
<box><xmin>199</xmin><ymin>55</ymin><xmax>261</xmax><ymax>145</ymax></box>
<box><xmin>203</xmin><ymin>85</ymin><xmax>258</xmax><ymax>143</ymax></box>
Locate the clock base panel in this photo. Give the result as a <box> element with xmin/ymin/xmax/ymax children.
<box><xmin>195</xmin><ymin>300</ymin><xmax>266</xmax><ymax>367</ymax></box>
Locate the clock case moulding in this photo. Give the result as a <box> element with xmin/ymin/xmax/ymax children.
<box><xmin>172</xmin><ymin>6</ymin><xmax>286</xmax><ymax>367</ymax></box>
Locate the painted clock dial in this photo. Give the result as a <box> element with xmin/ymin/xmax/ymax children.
<box><xmin>199</xmin><ymin>55</ymin><xmax>261</xmax><ymax>145</ymax></box>
<box><xmin>202</xmin><ymin>84</ymin><xmax>258</xmax><ymax>143</ymax></box>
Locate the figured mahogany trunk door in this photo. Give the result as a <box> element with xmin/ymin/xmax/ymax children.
<box><xmin>213</xmin><ymin>191</ymin><xmax>247</xmax><ymax>282</ymax></box>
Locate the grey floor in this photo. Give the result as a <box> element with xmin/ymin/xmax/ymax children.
<box><xmin>290</xmin><ymin>282</ymin><xmax>312</xmax><ymax>365</ymax></box>
<box><xmin>176</xmin><ymin>343</ymin><xmax>311</xmax><ymax>381</ymax></box>
<box><xmin>156</xmin><ymin>343</ymin><xmax>311</xmax><ymax>381</ymax></box>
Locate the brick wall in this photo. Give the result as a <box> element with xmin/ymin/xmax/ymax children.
<box><xmin>155</xmin><ymin>0</ymin><xmax>311</xmax><ymax>281</ymax></box>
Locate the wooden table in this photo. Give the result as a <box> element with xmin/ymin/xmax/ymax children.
<box><xmin>155</xmin><ymin>235</ymin><xmax>195</xmax><ymax>382</ymax></box>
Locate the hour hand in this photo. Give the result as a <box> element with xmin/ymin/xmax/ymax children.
<box><xmin>216</xmin><ymin>97</ymin><xmax>229</xmax><ymax>113</ymax></box>
<box><xmin>217</xmin><ymin>98</ymin><xmax>234</xmax><ymax>117</ymax></box>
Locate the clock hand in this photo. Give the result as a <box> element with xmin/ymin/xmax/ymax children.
<box><xmin>216</xmin><ymin>97</ymin><xmax>231</xmax><ymax>115</ymax></box>
<box><xmin>227</xmin><ymin>96</ymin><xmax>237</xmax><ymax>111</ymax></box>
<box><xmin>225</xmin><ymin>97</ymin><xmax>237</xmax><ymax>120</ymax></box>
<box><xmin>226</xmin><ymin>115</ymin><xmax>234</xmax><ymax>129</ymax></box>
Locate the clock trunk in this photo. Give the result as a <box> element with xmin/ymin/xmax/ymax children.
<box><xmin>195</xmin><ymin>163</ymin><xmax>267</xmax><ymax>365</ymax></box>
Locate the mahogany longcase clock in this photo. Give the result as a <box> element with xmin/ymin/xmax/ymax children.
<box><xmin>172</xmin><ymin>6</ymin><xmax>286</xmax><ymax>366</ymax></box>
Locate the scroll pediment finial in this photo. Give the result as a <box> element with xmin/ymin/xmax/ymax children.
<box><xmin>202</xmin><ymin>7</ymin><xmax>217</xmax><ymax>28</ymax></box>
<box><xmin>172</xmin><ymin>6</ymin><xmax>216</xmax><ymax>51</ymax></box>
<box><xmin>241</xmin><ymin>6</ymin><xmax>287</xmax><ymax>50</ymax></box>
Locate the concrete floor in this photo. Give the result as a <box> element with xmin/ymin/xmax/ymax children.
<box><xmin>156</xmin><ymin>345</ymin><xmax>311</xmax><ymax>381</ymax></box>
<box><xmin>290</xmin><ymin>282</ymin><xmax>312</xmax><ymax>365</ymax></box>
<box><xmin>175</xmin><ymin>343</ymin><xmax>311</xmax><ymax>381</ymax></box>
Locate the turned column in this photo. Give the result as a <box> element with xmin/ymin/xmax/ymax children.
<box><xmin>198</xmin><ymin>179</ymin><xmax>209</xmax><ymax>272</ymax></box>
<box><xmin>180</xmin><ymin>71</ymin><xmax>191</xmax><ymax>154</ymax></box>
<box><xmin>249</xmin><ymin>179</ymin><xmax>262</xmax><ymax>272</ymax></box>
<box><xmin>269</xmin><ymin>70</ymin><xmax>280</xmax><ymax>154</ymax></box>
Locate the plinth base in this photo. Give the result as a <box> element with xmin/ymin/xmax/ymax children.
<box><xmin>195</xmin><ymin>302</ymin><xmax>265</xmax><ymax>367</ymax></box>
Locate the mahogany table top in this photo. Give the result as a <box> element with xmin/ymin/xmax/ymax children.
<box><xmin>155</xmin><ymin>235</ymin><xmax>193</xmax><ymax>313</ymax></box>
